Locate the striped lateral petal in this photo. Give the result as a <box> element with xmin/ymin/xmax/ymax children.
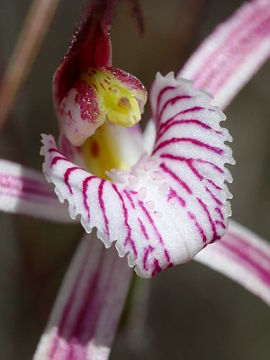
<box><xmin>41</xmin><ymin>73</ymin><xmax>234</xmax><ymax>278</ymax></box>
<box><xmin>0</xmin><ymin>159</ymin><xmax>72</xmax><ymax>222</ymax></box>
<box><xmin>195</xmin><ymin>220</ymin><xmax>270</xmax><ymax>306</ymax></box>
<box><xmin>34</xmin><ymin>234</ymin><xmax>132</xmax><ymax>360</ymax></box>
<box><xmin>179</xmin><ymin>0</ymin><xmax>270</xmax><ymax>109</ymax></box>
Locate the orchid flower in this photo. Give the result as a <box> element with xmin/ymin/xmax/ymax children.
<box><xmin>1</xmin><ymin>0</ymin><xmax>270</xmax><ymax>359</ymax></box>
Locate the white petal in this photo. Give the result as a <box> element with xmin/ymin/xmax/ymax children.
<box><xmin>143</xmin><ymin>119</ymin><xmax>156</xmax><ymax>154</ymax></box>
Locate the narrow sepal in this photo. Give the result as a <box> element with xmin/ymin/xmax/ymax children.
<box><xmin>53</xmin><ymin>0</ymin><xmax>118</xmax><ymax>115</ymax></box>
<box><xmin>180</xmin><ymin>0</ymin><xmax>270</xmax><ymax>109</ymax></box>
<box><xmin>195</xmin><ymin>220</ymin><xmax>270</xmax><ymax>306</ymax></box>
<box><xmin>34</xmin><ymin>234</ymin><xmax>132</xmax><ymax>360</ymax></box>
<box><xmin>0</xmin><ymin>159</ymin><xmax>72</xmax><ymax>222</ymax></box>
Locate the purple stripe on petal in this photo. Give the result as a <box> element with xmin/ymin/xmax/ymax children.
<box><xmin>154</xmin><ymin>137</ymin><xmax>224</xmax><ymax>156</ymax></box>
<box><xmin>98</xmin><ymin>180</ymin><xmax>110</xmax><ymax>238</ymax></box>
<box><xmin>160</xmin><ymin>162</ymin><xmax>192</xmax><ymax>194</ymax></box>
<box><xmin>157</xmin><ymin>95</ymin><xmax>192</xmax><ymax>123</ymax></box>
<box><xmin>64</xmin><ymin>167</ymin><xmax>81</xmax><ymax>194</ymax></box>
<box><xmin>82</xmin><ymin>176</ymin><xmax>95</xmax><ymax>222</ymax></box>
<box><xmin>112</xmin><ymin>184</ymin><xmax>137</xmax><ymax>258</ymax></box>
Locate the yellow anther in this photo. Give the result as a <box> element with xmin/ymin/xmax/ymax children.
<box><xmin>80</xmin><ymin>67</ymin><xmax>143</xmax><ymax>127</ymax></box>
<box><xmin>77</xmin><ymin>66</ymin><xmax>147</xmax><ymax>178</ymax></box>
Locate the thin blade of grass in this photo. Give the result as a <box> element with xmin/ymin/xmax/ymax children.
<box><xmin>0</xmin><ymin>0</ymin><xmax>60</xmax><ymax>131</ymax></box>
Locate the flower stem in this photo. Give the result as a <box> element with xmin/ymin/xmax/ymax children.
<box><xmin>0</xmin><ymin>0</ymin><xmax>60</xmax><ymax>131</ymax></box>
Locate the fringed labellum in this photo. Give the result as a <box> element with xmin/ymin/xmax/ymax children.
<box><xmin>42</xmin><ymin>72</ymin><xmax>234</xmax><ymax>278</ymax></box>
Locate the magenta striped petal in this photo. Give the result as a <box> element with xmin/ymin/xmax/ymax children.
<box><xmin>195</xmin><ymin>220</ymin><xmax>270</xmax><ymax>306</ymax></box>
<box><xmin>0</xmin><ymin>159</ymin><xmax>72</xmax><ymax>222</ymax></box>
<box><xmin>179</xmin><ymin>0</ymin><xmax>270</xmax><ymax>109</ymax></box>
<box><xmin>34</xmin><ymin>234</ymin><xmax>132</xmax><ymax>360</ymax></box>
<box><xmin>41</xmin><ymin>74</ymin><xmax>234</xmax><ymax>277</ymax></box>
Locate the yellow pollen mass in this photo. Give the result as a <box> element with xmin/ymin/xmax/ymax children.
<box><xmin>80</xmin><ymin>67</ymin><xmax>142</xmax><ymax>127</ymax></box>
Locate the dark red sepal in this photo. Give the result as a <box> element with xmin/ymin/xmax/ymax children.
<box><xmin>53</xmin><ymin>0</ymin><xmax>118</xmax><ymax>115</ymax></box>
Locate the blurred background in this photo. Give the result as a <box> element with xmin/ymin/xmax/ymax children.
<box><xmin>0</xmin><ymin>0</ymin><xmax>270</xmax><ymax>359</ymax></box>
